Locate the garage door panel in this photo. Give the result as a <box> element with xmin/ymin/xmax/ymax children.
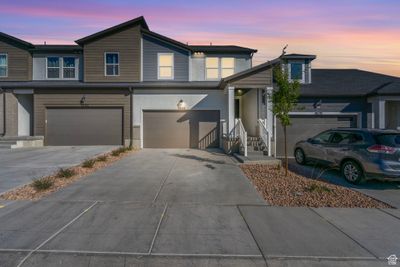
<box><xmin>276</xmin><ymin>115</ymin><xmax>356</xmax><ymax>157</ymax></box>
<box><xmin>143</xmin><ymin>110</ymin><xmax>219</xmax><ymax>149</ymax></box>
<box><xmin>46</xmin><ymin>108</ymin><xmax>123</xmax><ymax>146</ymax></box>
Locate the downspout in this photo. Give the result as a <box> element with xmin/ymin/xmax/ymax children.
<box><xmin>0</xmin><ymin>88</ymin><xmax>5</xmax><ymax>136</ymax></box>
<box><xmin>128</xmin><ymin>87</ymin><xmax>133</xmax><ymax>148</ymax></box>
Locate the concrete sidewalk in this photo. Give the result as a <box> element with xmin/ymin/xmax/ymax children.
<box><xmin>0</xmin><ymin>149</ymin><xmax>397</xmax><ymax>266</ymax></box>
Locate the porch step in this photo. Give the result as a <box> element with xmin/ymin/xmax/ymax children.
<box><xmin>0</xmin><ymin>136</ymin><xmax>44</xmax><ymax>149</ymax></box>
<box><xmin>233</xmin><ymin>152</ymin><xmax>281</xmax><ymax>166</ymax></box>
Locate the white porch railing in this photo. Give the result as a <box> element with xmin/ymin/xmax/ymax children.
<box><xmin>234</xmin><ymin>118</ymin><xmax>247</xmax><ymax>157</ymax></box>
<box><xmin>258</xmin><ymin>118</ymin><xmax>271</xmax><ymax>156</ymax></box>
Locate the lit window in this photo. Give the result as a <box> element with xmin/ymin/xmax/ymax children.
<box><xmin>63</xmin><ymin>57</ymin><xmax>76</xmax><ymax>79</ymax></box>
<box><xmin>290</xmin><ymin>63</ymin><xmax>303</xmax><ymax>80</ymax></box>
<box><xmin>105</xmin><ymin>52</ymin><xmax>119</xmax><ymax>76</ymax></box>
<box><xmin>221</xmin><ymin>58</ymin><xmax>235</xmax><ymax>78</ymax></box>
<box><xmin>47</xmin><ymin>57</ymin><xmax>60</xmax><ymax>79</ymax></box>
<box><xmin>0</xmin><ymin>54</ymin><xmax>7</xmax><ymax>77</ymax></box>
<box><xmin>158</xmin><ymin>53</ymin><xmax>174</xmax><ymax>79</ymax></box>
<box><xmin>206</xmin><ymin>57</ymin><xmax>219</xmax><ymax>79</ymax></box>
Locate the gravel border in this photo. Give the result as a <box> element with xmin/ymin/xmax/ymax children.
<box><xmin>241</xmin><ymin>164</ymin><xmax>392</xmax><ymax>208</ymax></box>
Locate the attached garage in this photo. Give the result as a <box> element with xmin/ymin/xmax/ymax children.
<box><xmin>143</xmin><ymin>110</ymin><xmax>220</xmax><ymax>149</ymax></box>
<box><xmin>276</xmin><ymin>114</ymin><xmax>358</xmax><ymax>157</ymax></box>
<box><xmin>45</xmin><ymin>107</ymin><xmax>123</xmax><ymax>146</ymax></box>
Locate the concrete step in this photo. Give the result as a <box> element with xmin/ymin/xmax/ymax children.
<box><xmin>0</xmin><ymin>144</ymin><xmax>12</xmax><ymax>149</ymax></box>
<box><xmin>0</xmin><ymin>141</ymin><xmax>18</xmax><ymax>145</ymax></box>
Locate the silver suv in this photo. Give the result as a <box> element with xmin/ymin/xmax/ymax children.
<box><xmin>294</xmin><ymin>128</ymin><xmax>400</xmax><ymax>184</ymax></box>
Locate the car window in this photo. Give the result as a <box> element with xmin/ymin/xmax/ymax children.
<box><xmin>331</xmin><ymin>132</ymin><xmax>364</xmax><ymax>145</ymax></box>
<box><xmin>313</xmin><ymin>131</ymin><xmax>332</xmax><ymax>144</ymax></box>
<box><xmin>374</xmin><ymin>134</ymin><xmax>400</xmax><ymax>147</ymax></box>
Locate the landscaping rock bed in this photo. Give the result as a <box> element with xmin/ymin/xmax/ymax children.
<box><xmin>0</xmin><ymin>147</ymin><xmax>135</xmax><ymax>201</ymax></box>
<box><xmin>241</xmin><ymin>164</ymin><xmax>392</xmax><ymax>208</ymax></box>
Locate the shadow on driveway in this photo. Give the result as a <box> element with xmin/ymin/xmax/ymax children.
<box><xmin>288</xmin><ymin>159</ymin><xmax>400</xmax><ymax>208</ymax></box>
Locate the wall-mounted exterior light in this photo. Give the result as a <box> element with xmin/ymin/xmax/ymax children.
<box><xmin>177</xmin><ymin>99</ymin><xmax>187</xmax><ymax>110</ymax></box>
<box><xmin>80</xmin><ymin>95</ymin><xmax>86</xmax><ymax>105</ymax></box>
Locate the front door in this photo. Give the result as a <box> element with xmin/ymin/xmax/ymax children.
<box><xmin>235</xmin><ymin>99</ymin><xmax>240</xmax><ymax>119</ymax></box>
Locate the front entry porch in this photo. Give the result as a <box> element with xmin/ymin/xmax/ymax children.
<box><xmin>223</xmin><ymin>85</ymin><xmax>274</xmax><ymax>161</ymax></box>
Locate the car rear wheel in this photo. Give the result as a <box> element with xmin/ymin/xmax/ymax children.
<box><xmin>295</xmin><ymin>148</ymin><xmax>306</xmax><ymax>165</ymax></box>
<box><xmin>341</xmin><ymin>160</ymin><xmax>364</xmax><ymax>184</ymax></box>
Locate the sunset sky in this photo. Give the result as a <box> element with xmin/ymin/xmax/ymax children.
<box><xmin>1</xmin><ymin>0</ymin><xmax>399</xmax><ymax>76</ymax></box>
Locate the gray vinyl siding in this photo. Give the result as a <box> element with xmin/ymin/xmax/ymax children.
<box><xmin>294</xmin><ymin>97</ymin><xmax>370</xmax><ymax>127</ymax></box>
<box><xmin>191</xmin><ymin>54</ymin><xmax>252</xmax><ymax>81</ymax></box>
<box><xmin>33</xmin><ymin>90</ymin><xmax>131</xmax><ymax>143</ymax></box>
<box><xmin>33</xmin><ymin>54</ymin><xmax>83</xmax><ymax>80</ymax></box>
<box><xmin>142</xmin><ymin>35</ymin><xmax>189</xmax><ymax>81</ymax></box>
<box><xmin>0</xmin><ymin>41</ymin><xmax>32</xmax><ymax>81</ymax></box>
<box><xmin>83</xmin><ymin>25</ymin><xmax>141</xmax><ymax>82</ymax></box>
<box><xmin>0</xmin><ymin>91</ymin><xmax>18</xmax><ymax>136</ymax></box>
<box><xmin>231</xmin><ymin>68</ymin><xmax>273</xmax><ymax>88</ymax></box>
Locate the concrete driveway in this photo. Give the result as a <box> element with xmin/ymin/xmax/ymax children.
<box><xmin>288</xmin><ymin>160</ymin><xmax>400</xmax><ymax>208</ymax></box>
<box><xmin>0</xmin><ymin>146</ymin><xmax>117</xmax><ymax>194</ymax></box>
<box><xmin>0</xmin><ymin>149</ymin><xmax>397</xmax><ymax>267</ymax></box>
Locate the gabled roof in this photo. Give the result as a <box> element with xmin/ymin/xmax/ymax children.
<box><xmin>75</xmin><ymin>16</ymin><xmax>149</xmax><ymax>45</ymax></box>
<box><xmin>141</xmin><ymin>29</ymin><xmax>191</xmax><ymax>51</ymax></box>
<box><xmin>219</xmin><ymin>58</ymin><xmax>280</xmax><ymax>88</ymax></box>
<box><xmin>190</xmin><ymin>45</ymin><xmax>257</xmax><ymax>54</ymax></box>
<box><xmin>300</xmin><ymin>69</ymin><xmax>400</xmax><ymax>97</ymax></box>
<box><xmin>0</xmin><ymin>32</ymin><xmax>34</xmax><ymax>49</ymax></box>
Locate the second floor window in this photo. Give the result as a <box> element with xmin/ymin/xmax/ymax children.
<box><xmin>47</xmin><ymin>57</ymin><xmax>60</xmax><ymax>79</ymax></box>
<box><xmin>0</xmin><ymin>53</ymin><xmax>7</xmax><ymax>77</ymax></box>
<box><xmin>105</xmin><ymin>52</ymin><xmax>119</xmax><ymax>76</ymax></box>
<box><xmin>290</xmin><ymin>63</ymin><xmax>303</xmax><ymax>80</ymax></box>
<box><xmin>206</xmin><ymin>57</ymin><xmax>219</xmax><ymax>80</ymax></box>
<box><xmin>63</xmin><ymin>57</ymin><xmax>76</xmax><ymax>79</ymax></box>
<box><xmin>47</xmin><ymin>57</ymin><xmax>76</xmax><ymax>79</ymax></box>
<box><xmin>158</xmin><ymin>53</ymin><xmax>174</xmax><ymax>80</ymax></box>
<box><xmin>221</xmin><ymin>58</ymin><xmax>235</xmax><ymax>78</ymax></box>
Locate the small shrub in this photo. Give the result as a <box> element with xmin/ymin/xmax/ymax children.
<box><xmin>96</xmin><ymin>155</ymin><xmax>108</xmax><ymax>162</ymax></box>
<box><xmin>82</xmin><ymin>159</ymin><xmax>96</xmax><ymax>168</ymax></box>
<box><xmin>305</xmin><ymin>183</ymin><xmax>332</xmax><ymax>193</ymax></box>
<box><xmin>111</xmin><ymin>147</ymin><xmax>129</xmax><ymax>157</ymax></box>
<box><xmin>32</xmin><ymin>177</ymin><xmax>54</xmax><ymax>191</ymax></box>
<box><xmin>57</xmin><ymin>168</ymin><xmax>76</xmax><ymax>178</ymax></box>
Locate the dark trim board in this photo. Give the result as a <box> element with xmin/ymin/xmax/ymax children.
<box><xmin>44</xmin><ymin>106</ymin><xmax>124</xmax><ymax>146</ymax></box>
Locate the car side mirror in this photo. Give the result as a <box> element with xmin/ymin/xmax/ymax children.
<box><xmin>307</xmin><ymin>138</ymin><xmax>314</xmax><ymax>143</ymax></box>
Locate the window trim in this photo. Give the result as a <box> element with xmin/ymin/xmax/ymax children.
<box><xmin>0</xmin><ymin>53</ymin><xmax>8</xmax><ymax>78</ymax></box>
<box><xmin>221</xmin><ymin>57</ymin><xmax>235</xmax><ymax>78</ymax></box>
<box><xmin>62</xmin><ymin>57</ymin><xmax>77</xmax><ymax>80</ymax></box>
<box><xmin>104</xmin><ymin>52</ymin><xmax>120</xmax><ymax>77</ymax></box>
<box><xmin>157</xmin><ymin>53</ymin><xmax>174</xmax><ymax>80</ymax></box>
<box><xmin>288</xmin><ymin>62</ymin><xmax>305</xmax><ymax>83</ymax></box>
<box><xmin>205</xmin><ymin>57</ymin><xmax>220</xmax><ymax>80</ymax></box>
<box><xmin>45</xmin><ymin>56</ymin><xmax>77</xmax><ymax>80</ymax></box>
<box><xmin>46</xmin><ymin>56</ymin><xmax>61</xmax><ymax>79</ymax></box>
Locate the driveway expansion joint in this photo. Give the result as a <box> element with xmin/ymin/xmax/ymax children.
<box><xmin>148</xmin><ymin>203</ymin><xmax>168</xmax><ymax>254</ymax></box>
<box><xmin>15</xmin><ymin>201</ymin><xmax>99</xmax><ymax>267</ymax></box>
<box><xmin>152</xmin><ymin>158</ymin><xmax>178</xmax><ymax>203</ymax></box>
<box><xmin>309</xmin><ymin>207</ymin><xmax>379</xmax><ymax>259</ymax></box>
<box><xmin>236</xmin><ymin>205</ymin><xmax>267</xmax><ymax>263</ymax></box>
<box><xmin>378</xmin><ymin>207</ymin><xmax>400</xmax><ymax>220</ymax></box>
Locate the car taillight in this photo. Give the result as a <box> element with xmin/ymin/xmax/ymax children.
<box><xmin>367</xmin><ymin>144</ymin><xmax>396</xmax><ymax>154</ymax></box>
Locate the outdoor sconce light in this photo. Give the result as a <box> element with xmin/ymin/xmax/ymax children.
<box><xmin>177</xmin><ymin>99</ymin><xmax>187</xmax><ymax>110</ymax></box>
<box><xmin>313</xmin><ymin>100</ymin><xmax>322</xmax><ymax>113</ymax></box>
<box><xmin>80</xmin><ymin>95</ymin><xmax>86</xmax><ymax>105</ymax></box>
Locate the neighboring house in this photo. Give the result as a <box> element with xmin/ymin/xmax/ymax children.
<box><xmin>0</xmin><ymin>16</ymin><xmax>399</xmax><ymax>158</ymax></box>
